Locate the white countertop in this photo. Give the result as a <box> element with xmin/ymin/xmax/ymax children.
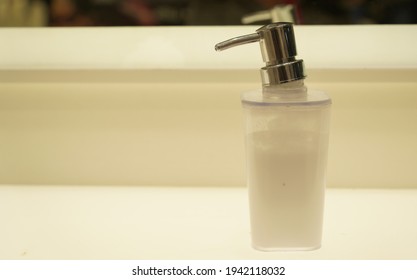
<box><xmin>1</xmin><ymin>186</ymin><xmax>416</xmax><ymax>260</ymax></box>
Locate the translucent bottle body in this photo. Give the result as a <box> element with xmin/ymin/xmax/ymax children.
<box><xmin>242</xmin><ymin>81</ymin><xmax>331</xmax><ymax>251</ymax></box>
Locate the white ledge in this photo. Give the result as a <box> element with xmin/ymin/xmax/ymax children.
<box><xmin>1</xmin><ymin>25</ymin><xmax>416</xmax><ymax>70</ymax></box>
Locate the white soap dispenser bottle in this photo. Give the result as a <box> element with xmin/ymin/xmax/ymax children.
<box><xmin>216</xmin><ymin>22</ymin><xmax>331</xmax><ymax>251</ymax></box>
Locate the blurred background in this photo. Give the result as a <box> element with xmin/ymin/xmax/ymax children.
<box><xmin>0</xmin><ymin>0</ymin><xmax>416</xmax><ymax>27</ymax></box>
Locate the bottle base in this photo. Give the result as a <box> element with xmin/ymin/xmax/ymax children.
<box><xmin>252</xmin><ymin>243</ymin><xmax>321</xmax><ymax>252</ymax></box>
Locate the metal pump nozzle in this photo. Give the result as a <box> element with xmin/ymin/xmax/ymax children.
<box><xmin>215</xmin><ymin>22</ymin><xmax>306</xmax><ymax>86</ymax></box>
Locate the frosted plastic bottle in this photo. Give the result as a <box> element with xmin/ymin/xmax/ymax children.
<box><xmin>216</xmin><ymin>23</ymin><xmax>331</xmax><ymax>251</ymax></box>
<box><xmin>242</xmin><ymin>81</ymin><xmax>331</xmax><ymax>250</ymax></box>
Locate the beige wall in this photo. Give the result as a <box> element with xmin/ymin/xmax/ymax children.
<box><xmin>1</xmin><ymin>69</ymin><xmax>416</xmax><ymax>188</ymax></box>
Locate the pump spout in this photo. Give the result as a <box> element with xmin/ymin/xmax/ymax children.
<box><xmin>215</xmin><ymin>33</ymin><xmax>260</xmax><ymax>51</ymax></box>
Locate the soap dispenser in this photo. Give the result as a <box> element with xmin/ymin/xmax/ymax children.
<box><xmin>216</xmin><ymin>23</ymin><xmax>331</xmax><ymax>251</ymax></box>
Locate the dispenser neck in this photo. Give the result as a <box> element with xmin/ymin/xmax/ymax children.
<box><xmin>262</xmin><ymin>79</ymin><xmax>307</xmax><ymax>99</ymax></box>
<box><xmin>263</xmin><ymin>79</ymin><xmax>305</xmax><ymax>92</ymax></box>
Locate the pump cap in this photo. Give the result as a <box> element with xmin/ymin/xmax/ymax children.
<box><xmin>215</xmin><ymin>22</ymin><xmax>306</xmax><ymax>86</ymax></box>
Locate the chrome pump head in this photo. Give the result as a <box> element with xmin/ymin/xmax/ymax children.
<box><xmin>215</xmin><ymin>22</ymin><xmax>306</xmax><ymax>86</ymax></box>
